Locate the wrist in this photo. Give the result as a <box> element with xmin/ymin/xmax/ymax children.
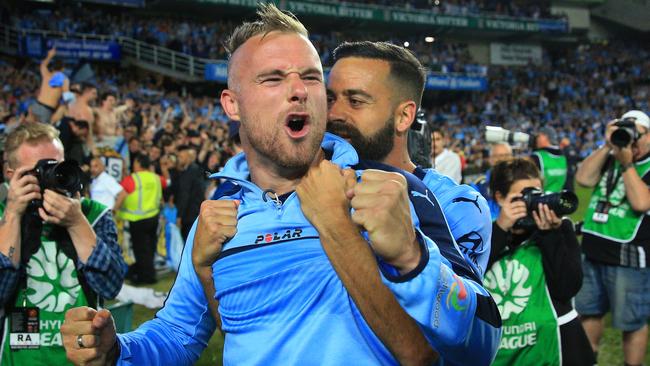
<box><xmin>621</xmin><ymin>162</ymin><xmax>635</xmax><ymax>172</ymax></box>
<box><xmin>2</xmin><ymin>211</ymin><xmax>21</xmax><ymax>224</ymax></box>
<box><xmin>389</xmin><ymin>235</ymin><xmax>422</xmax><ymax>274</ymax></box>
<box><xmin>495</xmin><ymin>217</ymin><xmax>512</xmax><ymax>232</ymax></box>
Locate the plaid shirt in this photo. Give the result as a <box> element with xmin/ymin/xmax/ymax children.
<box><xmin>0</xmin><ymin>211</ymin><xmax>127</xmax><ymax>306</ymax></box>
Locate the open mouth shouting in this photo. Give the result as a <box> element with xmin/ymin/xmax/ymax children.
<box><xmin>285</xmin><ymin>113</ymin><xmax>310</xmax><ymax>139</ymax></box>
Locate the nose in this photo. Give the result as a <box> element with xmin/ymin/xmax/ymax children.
<box><xmin>288</xmin><ymin>75</ymin><xmax>307</xmax><ymax>104</ymax></box>
<box><xmin>327</xmin><ymin>97</ymin><xmax>346</xmax><ymax>123</ymax></box>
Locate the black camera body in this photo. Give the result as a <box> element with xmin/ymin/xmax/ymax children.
<box><xmin>27</xmin><ymin>159</ymin><xmax>84</xmax><ymax>211</ymax></box>
<box><xmin>513</xmin><ymin>187</ymin><xmax>578</xmax><ymax>230</ymax></box>
<box><xmin>610</xmin><ymin>118</ymin><xmax>640</xmax><ymax>148</ymax></box>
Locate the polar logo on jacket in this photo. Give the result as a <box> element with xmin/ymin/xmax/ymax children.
<box><xmin>26</xmin><ymin>240</ymin><xmax>81</xmax><ymax>313</ymax></box>
<box><xmin>484</xmin><ymin>259</ymin><xmax>531</xmax><ymax>319</ymax></box>
<box><xmin>452</xmin><ymin>195</ymin><xmax>482</xmax><ymax>213</ymax></box>
<box><xmin>254</xmin><ymin>229</ymin><xmax>303</xmax><ymax>244</ymax></box>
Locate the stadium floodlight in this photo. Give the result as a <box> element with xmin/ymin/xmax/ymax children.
<box><xmin>425</xmin><ymin>37</ymin><xmax>435</xmax><ymax>43</ymax></box>
<box><xmin>404</xmin><ymin>41</ymin><xmax>410</xmax><ymax>47</ymax></box>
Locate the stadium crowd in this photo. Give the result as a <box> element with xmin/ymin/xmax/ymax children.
<box><xmin>1</xmin><ymin>37</ymin><xmax>649</xmax><ymax>180</ymax></box>
<box><xmin>7</xmin><ymin>2</ymin><xmax>517</xmax><ymax>73</ymax></box>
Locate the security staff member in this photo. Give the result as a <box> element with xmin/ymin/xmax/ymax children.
<box><xmin>118</xmin><ymin>154</ymin><xmax>165</xmax><ymax>285</ymax></box>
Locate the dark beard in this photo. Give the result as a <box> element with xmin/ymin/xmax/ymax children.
<box><xmin>327</xmin><ymin>119</ymin><xmax>394</xmax><ymax>161</ymax></box>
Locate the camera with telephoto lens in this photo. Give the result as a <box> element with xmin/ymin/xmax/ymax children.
<box><xmin>610</xmin><ymin>118</ymin><xmax>640</xmax><ymax>148</ymax></box>
<box><xmin>513</xmin><ymin>187</ymin><xmax>578</xmax><ymax>230</ymax></box>
<box><xmin>26</xmin><ymin>159</ymin><xmax>84</xmax><ymax>211</ymax></box>
<box><xmin>485</xmin><ymin>126</ymin><xmax>530</xmax><ymax>145</ymax></box>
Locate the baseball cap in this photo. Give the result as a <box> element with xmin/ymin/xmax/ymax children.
<box><xmin>621</xmin><ymin>110</ymin><xmax>650</xmax><ymax>129</ymax></box>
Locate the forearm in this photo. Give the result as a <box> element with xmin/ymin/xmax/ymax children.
<box><xmin>536</xmin><ymin>221</ymin><xmax>583</xmax><ymax>301</ymax></box>
<box><xmin>195</xmin><ymin>266</ymin><xmax>222</xmax><ymax>329</ymax></box>
<box><xmin>623</xmin><ymin>168</ymin><xmax>650</xmax><ymax>212</ymax></box>
<box><xmin>68</xmin><ymin>218</ymin><xmax>97</xmax><ymax>263</ymax></box>
<box><xmin>81</xmin><ymin>238</ymin><xmax>127</xmax><ymax>299</ymax></box>
<box><xmin>575</xmin><ymin>145</ymin><xmax>610</xmax><ymax>187</ymax></box>
<box><xmin>317</xmin><ymin>217</ymin><xmax>437</xmax><ymax>366</ymax></box>
<box><xmin>0</xmin><ymin>212</ymin><xmax>22</xmax><ymax>267</ymax></box>
<box><xmin>0</xmin><ymin>254</ymin><xmax>20</xmax><ymax>305</ymax></box>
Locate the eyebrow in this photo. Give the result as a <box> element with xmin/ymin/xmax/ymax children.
<box><xmin>256</xmin><ymin>67</ymin><xmax>323</xmax><ymax>79</ymax></box>
<box><xmin>339</xmin><ymin>89</ymin><xmax>374</xmax><ymax>100</ymax></box>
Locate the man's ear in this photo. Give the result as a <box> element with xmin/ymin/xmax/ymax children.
<box><xmin>394</xmin><ymin>100</ymin><xmax>417</xmax><ymax>134</ymax></box>
<box><xmin>221</xmin><ymin>89</ymin><xmax>240</xmax><ymax>122</ymax></box>
<box><xmin>5</xmin><ymin>167</ymin><xmax>14</xmax><ymax>181</ymax></box>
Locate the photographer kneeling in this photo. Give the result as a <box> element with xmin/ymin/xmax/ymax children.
<box><xmin>0</xmin><ymin>123</ymin><xmax>126</xmax><ymax>365</ymax></box>
<box><xmin>484</xmin><ymin>158</ymin><xmax>594</xmax><ymax>366</ymax></box>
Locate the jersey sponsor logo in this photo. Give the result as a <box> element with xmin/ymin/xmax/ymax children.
<box><xmin>446</xmin><ymin>274</ymin><xmax>468</xmax><ymax>311</ymax></box>
<box><xmin>452</xmin><ymin>195</ymin><xmax>482</xmax><ymax>213</ymax></box>
<box><xmin>254</xmin><ymin>229</ymin><xmax>303</xmax><ymax>244</ymax></box>
<box><xmin>27</xmin><ymin>240</ymin><xmax>81</xmax><ymax>313</ymax></box>
<box><xmin>410</xmin><ymin>189</ymin><xmax>435</xmax><ymax>207</ymax></box>
<box><xmin>484</xmin><ymin>259</ymin><xmax>532</xmax><ymax>319</ymax></box>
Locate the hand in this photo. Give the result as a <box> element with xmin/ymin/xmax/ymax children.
<box><xmin>61</xmin><ymin>307</ymin><xmax>118</xmax><ymax>366</ymax></box>
<box><xmin>176</xmin><ymin>217</ymin><xmax>182</xmax><ymax>228</ymax></box>
<box><xmin>192</xmin><ymin>200</ymin><xmax>239</xmax><ymax>268</ymax></box>
<box><xmin>605</xmin><ymin>119</ymin><xmax>619</xmax><ymax>149</ymax></box>
<box><xmin>613</xmin><ymin>145</ymin><xmax>633</xmax><ymax>166</ymax></box>
<box><xmin>296</xmin><ymin>160</ymin><xmax>356</xmax><ymax>226</ymax></box>
<box><xmin>532</xmin><ymin>203</ymin><xmax>562</xmax><ymax>231</ymax></box>
<box><xmin>496</xmin><ymin>192</ymin><xmax>528</xmax><ymax>231</ymax></box>
<box><xmin>39</xmin><ymin>190</ymin><xmax>85</xmax><ymax>228</ymax></box>
<box><xmin>5</xmin><ymin>166</ymin><xmax>41</xmax><ymax>217</ymax></box>
<box><xmin>350</xmin><ymin>170</ymin><xmax>420</xmax><ymax>272</ymax></box>
<box><xmin>47</xmin><ymin>47</ymin><xmax>56</xmax><ymax>59</ymax></box>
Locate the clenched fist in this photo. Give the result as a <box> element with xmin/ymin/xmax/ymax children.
<box><xmin>350</xmin><ymin>170</ymin><xmax>421</xmax><ymax>273</ymax></box>
<box><xmin>192</xmin><ymin>199</ymin><xmax>240</xmax><ymax>269</ymax></box>
<box><xmin>296</xmin><ymin>160</ymin><xmax>356</xmax><ymax>227</ymax></box>
<box><xmin>61</xmin><ymin>307</ymin><xmax>118</xmax><ymax>366</ymax></box>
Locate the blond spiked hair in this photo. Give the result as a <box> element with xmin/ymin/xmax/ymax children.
<box><xmin>5</xmin><ymin>123</ymin><xmax>62</xmax><ymax>168</ymax></box>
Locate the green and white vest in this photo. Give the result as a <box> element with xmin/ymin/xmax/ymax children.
<box><xmin>583</xmin><ymin>157</ymin><xmax>650</xmax><ymax>243</ymax></box>
<box><xmin>485</xmin><ymin>241</ymin><xmax>566</xmax><ymax>366</ymax></box>
<box><xmin>534</xmin><ymin>150</ymin><xmax>568</xmax><ymax>193</ymax></box>
<box><xmin>0</xmin><ymin>198</ymin><xmax>109</xmax><ymax>366</ymax></box>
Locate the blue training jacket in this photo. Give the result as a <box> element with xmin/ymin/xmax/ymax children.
<box><xmin>413</xmin><ymin>167</ymin><xmax>493</xmax><ymax>277</ymax></box>
<box><xmin>115</xmin><ymin>133</ymin><xmax>500</xmax><ymax>365</ymax></box>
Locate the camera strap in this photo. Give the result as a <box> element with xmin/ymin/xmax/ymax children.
<box><xmin>604</xmin><ymin>158</ymin><xmax>625</xmax><ymax>208</ymax></box>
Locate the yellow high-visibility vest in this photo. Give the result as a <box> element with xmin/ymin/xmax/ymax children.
<box><xmin>118</xmin><ymin>171</ymin><xmax>162</xmax><ymax>222</ymax></box>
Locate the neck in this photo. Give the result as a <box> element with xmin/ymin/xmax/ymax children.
<box><xmin>247</xmin><ymin>149</ymin><xmax>325</xmax><ymax>196</ymax></box>
<box><xmin>382</xmin><ymin>137</ymin><xmax>416</xmax><ymax>172</ymax></box>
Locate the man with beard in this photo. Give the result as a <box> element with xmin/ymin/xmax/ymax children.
<box><xmin>327</xmin><ymin>41</ymin><xmax>492</xmax><ymax>276</ymax></box>
<box><xmin>61</xmin><ymin>5</ymin><xmax>493</xmax><ymax>366</ymax></box>
<box><xmin>326</xmin><ymin>41</ymin><xmax>501</xmax><ymax>365</ymax></box>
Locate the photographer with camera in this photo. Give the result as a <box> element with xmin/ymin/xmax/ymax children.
<box><xmin>575</xmin><ymin>110</ymin><xmax>650</xmax><ymax>366</ymax></box>
<box><xmin>0</xmin><ymin>123</ymin><xmax>126</xmax><ymax>365</ymax></box>
<box><xmin>485</xmin><ymin>158</ymin><xmax>594</xmax><ymax>366</ymax></box>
